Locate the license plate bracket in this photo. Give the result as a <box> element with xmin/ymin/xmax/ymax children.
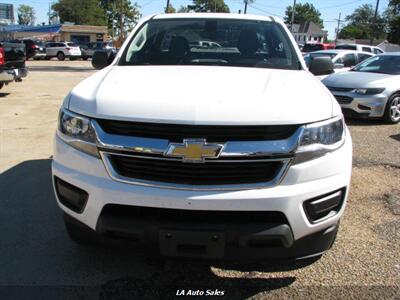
<box><xmin>159</xmin><ymin>229</ymin><xmax>225</xmax><ymax>258</ymax></box>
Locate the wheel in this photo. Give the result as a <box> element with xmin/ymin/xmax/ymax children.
<box><xmin>82</xmin><ymin>56</ymin><xmax>88</xmax><ymax>61</ymax></box>
<box><xmin>383</xmin><ymin>93</ymin><xmax>400</xmax><ymax>124</ymax></box>
<box><xmin>0</xmin><ymin>83</ymin><xmax>4</xmax><ymax>90</ymax></box>
<box><xmin>57</xmin><ymin>52</ymin><xmax>65</xmax><ymax>61</ymax></box>
<box><xmin>63</xmin><ymin>213</ymin><xmax>97</xmax><ymax>245</ymax></box>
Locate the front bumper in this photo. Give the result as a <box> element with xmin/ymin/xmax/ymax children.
<box><xmin>52</xmin><ymin>128</ymin><xmax>352</xmax><ymax>259</ymax></box>
<box><xmin>333</xmin><ymin>92</ymin><xmax>388</xmax><ymax>118</ymax></box>
<box><xmin>0</xmin><ymin>67</ymin><xmax>28</xmax><ymax>82</ymax></box>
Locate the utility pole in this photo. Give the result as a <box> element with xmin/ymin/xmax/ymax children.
<box><xmin>290</xmin><ymin>0</ymin><xmax>296</xmax><ymax>32</ymax></box>
<box><xmin>370</xmin><ymin>0</ymin><xmax>380</xmax><ymax>45</ymax></box>
<box><xmin>244</xmin><ymin>0</ymin><xmax>248</xmax><ymax>14</ymax></box>
<box><xmin>165</xmin><ymin>0</ymin><xmax>170</xmax><ymax>13</ymax></box>
<box><xmin>335</xmin><ymin>12</ymin><xmax>341</xmax><ymax>44</ymax></box>
<box><xmin>119</xmin><ymin>0</ymin><xmax>124</xmax><ymax>40</ymax></box>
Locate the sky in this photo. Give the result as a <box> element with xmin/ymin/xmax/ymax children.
<box><xmin>8</xmin><ymin>0</ymin><xmax>390</xmax><ymax>39</ymax></box>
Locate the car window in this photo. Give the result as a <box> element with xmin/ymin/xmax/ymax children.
<box><xmin>353</xmin><ymin>55</ymin><xmax>400</xmax><ymax>74</ymax></box>
<box><xmin>67</xmin><ymin>42</ymin><xmax>78</xmax><ymax>47</ymax></box>
<box><xmin>362</xmin><ymin>47</ymin><xmax>372</xmax><ymax>53</ymax></box>
<box><xmin>121</xmin><ymin>18</ymin><xmax>300</xmax><ymax>70</ymax></box>
<box><xmin>335</xmin><ymin>44</ymin><xmax>357</xmax><ymax>50</ymax></box>
<box><xmin>302</xmin><ymin>44</ymin><xmax>324</xmax><ymax>52</ymax></box>
<box><xmin>373</xmin><ymin>48</ymin><xmax>383</xmax><ymax>54</ymax></box>
<box><xmin>343</xmin><ymin>53</ymin><xmax>357</xmax><ymax>67</ymax></box>
<box><xmin>358</xmin><ymin>54</ymin><xmax>373</xmax><ymax>63</ymax></box>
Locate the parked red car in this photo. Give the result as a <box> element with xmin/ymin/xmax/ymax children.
<box><xmin>302</xmin><ymin>43</ymin><xmax>335</xmax><ymax>54</ymax></box>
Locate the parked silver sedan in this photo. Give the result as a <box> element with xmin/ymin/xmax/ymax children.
<box><xmin>322</xmin><ymin>53</ymin><xmax>400</xmax><ymax>124</ymax></box>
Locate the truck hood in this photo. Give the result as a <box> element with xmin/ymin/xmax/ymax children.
<box><xmin>68</xmin><ymin>66</ymin><xmax>336</xmax><ymax>125</ymax></box>
<box><xmin>322</xmin><ymin>71</ymin><xmax>393</xmax><ymax>88</ymax></box>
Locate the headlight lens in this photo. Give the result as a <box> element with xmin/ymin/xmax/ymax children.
<box><xmin>295</xmin><ymin>116</ymin><xmax>345</xmax><ymax>163</ymax></box>
<box><xmin>58</xmin><ymin>108</ymin><xmax>98</xmax><ymax>157</ymax></box>
<box><xmin>355</xmin><ymin>88</ymin><xmax>385</xmax><ymax>95</ymax></box>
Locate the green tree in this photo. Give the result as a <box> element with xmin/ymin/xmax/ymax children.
<box><xmin>386</xmin><ymin>0</ymin><xmax>400</xmax><ymax>43</ymax></box>
<box><xmin>177</xmin><ymin>6</ymin><xmax>191</xmax><ymax>13</ymax></box>
<box><xmin>100</xmin><ymin>0</ymin><xmax>141</xmax><ymax>37</ymax></box>
<box><xmin>17</xmin><ymin>5</ymin><xmax>36</xmax><ymax>25</ymax></box>
<box><xmin>52</xmin><ymin>0</ymin><xmax>107</xmax><ymax>26</ymax></box>
<box><xmin>284</xmin><ymin>3</ymin><xmax>323</xmax><ymax>28</ymax></box>
<box><xmin>165</xmin><ymin>4</ymin><xmax>176</xmax><ymax>13</ymax></box>
<box><xmin>338</xmin><ymin>4</ymin><xmax>386</xmax><ymax>40</ymax></box>
<box><xmin>180</xmin><ymin>0</ymin><xmax>230</xmax><ymax>13</ymax></box>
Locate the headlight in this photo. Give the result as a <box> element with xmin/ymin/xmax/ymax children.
<box><xmin>355</xmin><ymin>88</ymin><xmax>385</xmax><ymax>95</ymax></box>
<box><xmin>295</xmin><ymin>116</ymin><xmax>345</xmax><ymax>163</ymax></box>
<box><xmin>57</xmin><ymin>108</ymin><xmax>99</xmax><ymax>157</ymax></box>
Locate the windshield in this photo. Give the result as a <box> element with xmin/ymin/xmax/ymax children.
<box><xmin>352</xmin><ymin>55</ymin><xmax>400</xmax><ymax>75</ymax></box>
<box><xmin>67</xmin><ymin>42</ymin><xmax>79</xmax><ymax>47</ymax></box>
<box><xmin>119</xmin><ymin>18</ymin><xmax>300</xmax><ymax>70</ymax></box>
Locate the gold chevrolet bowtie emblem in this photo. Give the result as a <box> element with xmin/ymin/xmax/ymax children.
<box><xmin>165</xmin><ymin>139</ymin><xmax>223</xmax><ymax>163</ymax></box>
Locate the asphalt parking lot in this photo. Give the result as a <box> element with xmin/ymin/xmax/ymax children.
<box><xmin>0</xmin><ymin>60</ymin><xmax>399</xmax><ymax>299</ymax></box>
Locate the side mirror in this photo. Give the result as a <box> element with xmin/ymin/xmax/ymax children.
<box><xmin>334</xmin><ymin>63</ymin><xmax>344</xmax><ymax>69</ymax></box>
<box><xmin>92</xmin><ymin>49</ymin><xmax>116</xmax><ymax>70</ymax></box>
<box><xmin>309</xmin><ymin>56</ymin><xmax>334</xmax><ymax>76</ymax></box>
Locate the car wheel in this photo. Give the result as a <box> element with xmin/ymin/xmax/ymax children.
<box><xmin>82</xmin><ymin>56</ymin><xmax>88</xmax><ymax>61</ymax></box>
<box><xmin>383</xmin><ymin>93</ymin><xmax>400</xmax><ymax>124</ymax></box>
<box><xmin>63</xmin><ymin>213</ymin><xmax>97</xmax><ymax>245</ymax></box>
<box><xmin>0</xmin><ymin>83</ymin><xmax>4</xmax><ymax>90</ymax></box>
<box><xmin>57</xmin><ymin>52</ymin><xmax>65</xmax><ymax>61</ymax></box>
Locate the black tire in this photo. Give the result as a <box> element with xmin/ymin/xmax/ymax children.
<box><xmin>383</xmin><ymin>93</ymin><xmax>400</xmax><ymax>124</ymax></box>
<box><xmin>0</xmin><ymin>83</ymin><xmax>4</xmax><ymax>90</ymax></box>
<box><xmin>82</xmin><ymin>56</ymin><xmax>88</xmax><ymax>61</ymax></box>
<box><xmin>63</xmin><ymin>213</ymin><xmax>98</xmax><ymax>245</ymax></box>
<box><xmin>57</xmin><ymin>52</ymin><xmax>65</xmax><ymax>61</ymax></box>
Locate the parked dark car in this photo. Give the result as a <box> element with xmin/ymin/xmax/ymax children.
<box><xmin>11</xmin><ymin>39</ymin><xmax>46</xmax><ymax>60</ymax></box>
<box><xmin>81</xmin><ymin>41</ymin><xmax>115</xmax><ymax>60</ymax></box>
<box><xmin>0</xmin><ymin>41</ymin><xmax>28</xmax><ymax>89</ymax></box>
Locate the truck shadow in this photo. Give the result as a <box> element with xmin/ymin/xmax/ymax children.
<box><xmin>0</xmin><ymin>159</ymin><xmax>320</xmax><ymax>298</ymax></box>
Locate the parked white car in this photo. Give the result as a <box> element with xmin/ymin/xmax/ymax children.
<box><xmin>52</xmin><ymin>13</ymin><xmax>352</xmax><ymax>260</ymax></box>
<box><xmin>304</xmin><ymin>50</ymin><xmax>374</xmax><ymax>79</ymax></box>
<box><xmin>335</xmin><ymin>43</ymin><xmax>384</xmax><ymax>55</ymax></box>
<box><xmin>45</xmin><ymin>42</ymin><xmax>82</xmax><ymax>61</ymax></box>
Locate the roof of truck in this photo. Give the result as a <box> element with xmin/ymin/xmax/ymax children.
<box><xmin>153</xmin><ymin>13</ymin><xmax>275</xmax><ymax>23</ymax></box>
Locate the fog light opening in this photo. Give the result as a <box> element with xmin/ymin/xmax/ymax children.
<box><xmin>54</xmin><ymin>177</ymin><xmax>88</xmax><ymax>213</ymax></box>
<box><xmin>303</xmin><ymin>188</ymin><xmax>346</xmax><ymax>223</ymax></box>
<box><xmin>358</xmin><ymin>104</ymin><xmax>371</xmax><ymax>111</ymax></box>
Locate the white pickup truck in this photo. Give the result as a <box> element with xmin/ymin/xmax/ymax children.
<box><xmin>52</xmin><ymin>13</ymin><xmax>352</xmax><ymax>260</ymax></box>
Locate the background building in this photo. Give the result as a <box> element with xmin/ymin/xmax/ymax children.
<box><xmin>0</xmin><ymin>24</ymin><xmax>107</xmax><ymax>43</ymax></box>
<box><xmin>291</xmin><ymin>21</ymin><xmax>328</xmax><ymax>44</ymax></box>
<box><xmin>0</xmin><ymin>3</ymin><xmax>14</xmax><ymax>25</ymax></box>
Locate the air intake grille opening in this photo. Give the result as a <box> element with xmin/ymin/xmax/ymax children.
<box><xmin>108</xmin><ymin>155</ymin><xmax>284</xmax><ymax>185</ymax></box>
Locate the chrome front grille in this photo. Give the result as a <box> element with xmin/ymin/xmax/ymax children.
<box><xmin>92</xmin><ymin>120</ymin><xmax>303</xmax><ymax>190</ymax></box>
